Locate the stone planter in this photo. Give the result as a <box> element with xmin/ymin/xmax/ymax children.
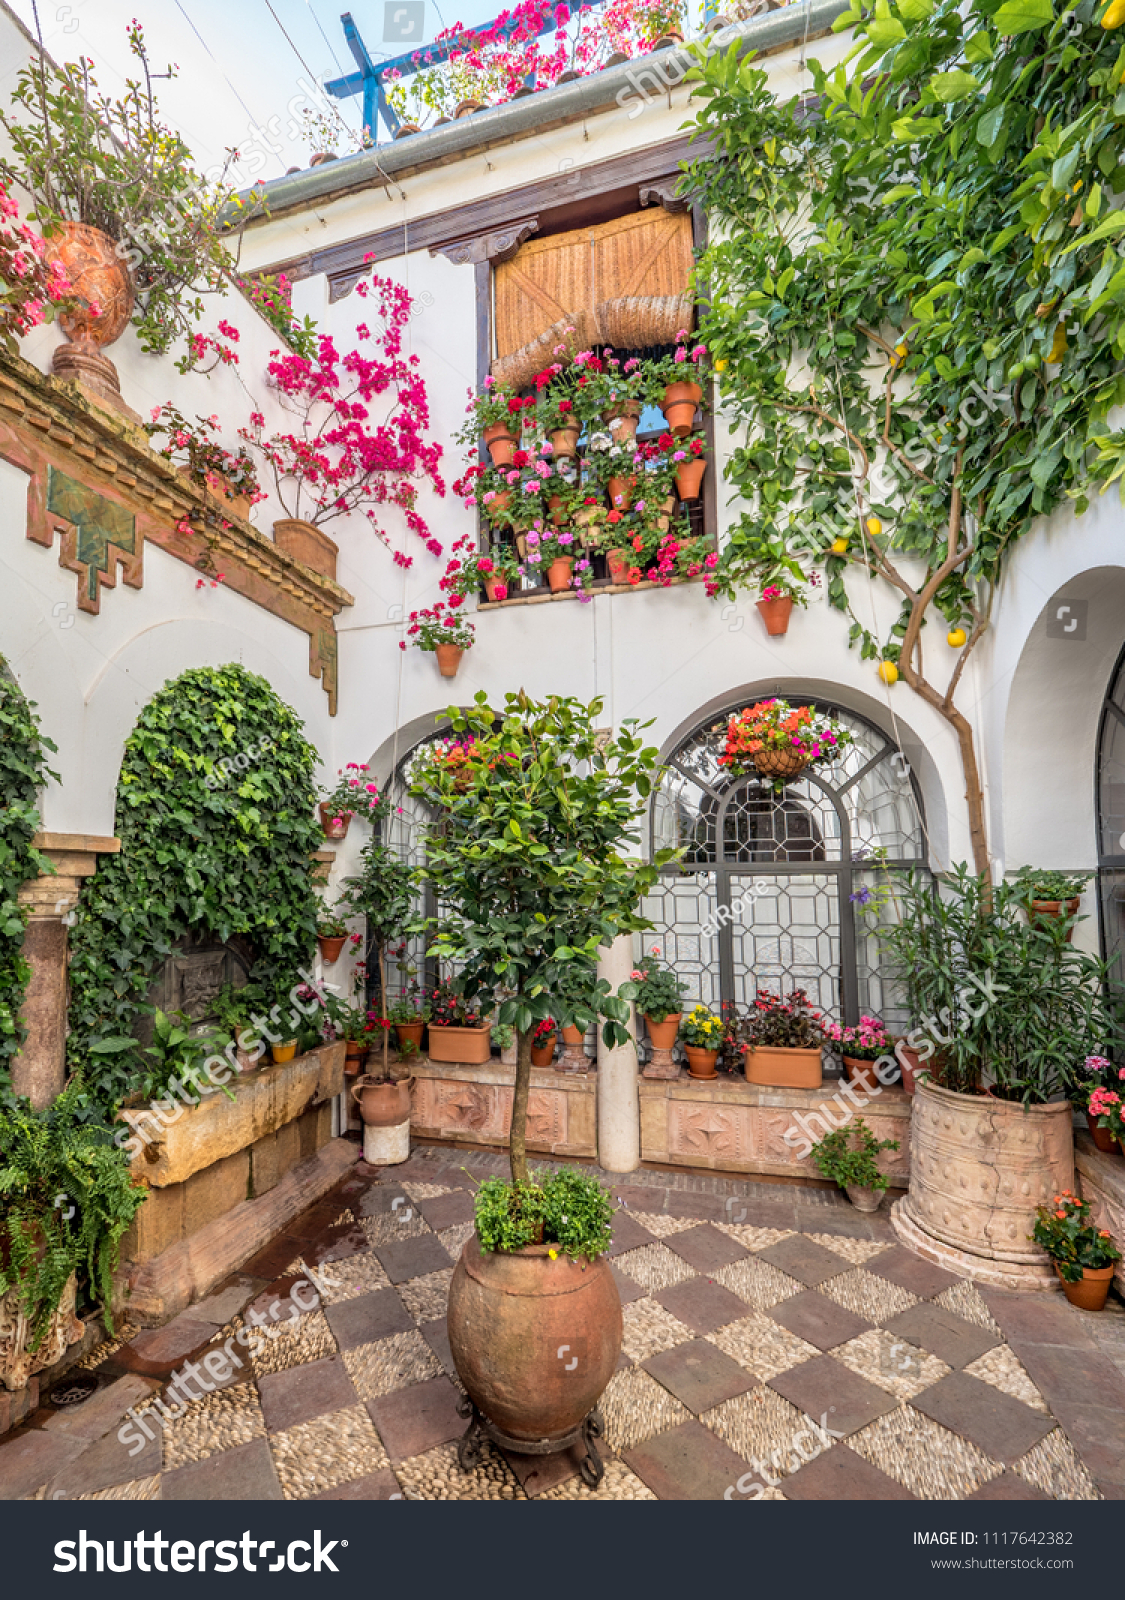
<box><xmin>846</xmin><ymin>1184</ymin><xmax>884</xmax><ymax>1213</ymax></box>
<box><xmin>744</xmin><ymin>1045</ymin><xmax>823</xmax><ymax>1088</ymax></box>
<box><xmin>428</xmin><ymin>1023</ymin><xmax>492</xmax><ymax>1064</ymax></box>
<box><xmin>0</xmin><ymin>1270</ymin><xmax>84</xmax><ymax>1394</ymax></box>
<box><xmin>891</xmin><ymin>1079</ymin><xmax>1075</xmax><ymax>1290</ymax></box>
<box><xmin>273</xmin><ymin>518</ymin><xmax>339</xmax><ymax>582</ymax></box>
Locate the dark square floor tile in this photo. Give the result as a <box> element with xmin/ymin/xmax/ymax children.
<box><xmin>117</xmin><ymin>1314</ymin><xmax>222</xmax><ymax>1377</ymax></box>
<box><xmin>162</xmin><ymin>1436</ymin><xmax>282</xmax><ymax>1500</ymax></box>
<box><xmin>719</xmin><ymin>1198</ymin><xmax>799</xmax><ymax>1232</ymax></box>
<box><xmin>980</xmin><ymin>1288</ymin><xmax>1095</xmax><ymax>1350</ymax></box>
<box><xmin>312</xmin><ymin>1468</ymin><xmax>403</xmax><ymax>1499</ymax></box>
<box><xmin>610</xmin><ymin>1262</ymin><xmax>648</xmax><ymax>1306</ymax></box>
<box><xmin>783</xmin><ymin>1444</ymin><xmax>915</xmax><ymax>1500</ymax></box>
<box><xmin>355</xmin><ymin>1185</ymin><xmax>414</xmax><ymax>1219</ymax></box>
<box><xmin>1015</xmin><ymin>1341</ymin><xmax>1125</xmax><ymax>1412</ymax></box>
<box><xmin>665</xmin><ymin>1224</ymin><xmax>750</xmax><ymax>1275</ymax></box>
<box><xmin>913</xmin><ymin>1372</ymin><xmax>1056</xmax><ymax>1463</ymax></box>
<box><xmin>609</xmin><ymin>1185</ymin><xmax>660</xmax><ymax>1213</ymax></box>
<box><xmin>189</xmin><ymin>1275</ymin><xmax>269</xmax><ymax>1326</ymax></box>
<box><xmin>758</xmin><ymin>1235</ymin><xmax>852</xmax><ymax>1288</ymax></box>
<box><xmin>969</xmin><ymin>1472</ymin><xmax>1051</xmax><ymax>1501</ymax></box>
<box><xmin>643</xmin><ymin>1339</ymin><xmax>756</xmax><ymax>1414</ymax></box>
<box><xmin>366</xmin><ymin>1375</ymin><xmax>464</xmax><ymax>1462</ymax></box>
<box><xmin>502</xmin><ymin>1441</ymin><xmax>589</xmax><ymax>1496</ymax></box>
<box><xmin>624</xmin><ymin>1418</ymin><xmax>750</xmax><ymax>1500</ymax></box>
<box><xmin>863</xmin><ymin>1245</ymin><xmax>961</xmax><ymax>1301</ymax></box>
<box><xmin>257</xmin><ymin>1356</ymin><xmax>358</xmax><ymax>1433</ymax></box>
<box><xmin>301</xmin><ymin>1224</ymin><xmax>372</xmax><ymax>1267</ymax></box>
<box><xmin>655</xmin><ymin>1277</ymin><xmax>749</xmax><ymax>1336</ymax></box>
<box><xmin>1042</xmin><ymin>1401</ymin><xmax>1125</xmax><ymax>1500</ymax></box>
<box><xmin>663</xmin><ymin>1192</ymin><xmax>727</xmax><ymax>1223</ymax></box>
<box><xmin>46</xmin><ymin>1417</ymin><xmax>161</xmax><ymax>1497</ymax></box>
<box><xmin>606</xmin><ymin>1211</ymin><xmax>659</xmax><ymax>1257</ymax></box>
<box><xmin>883</xmin><ymin>1303</ymin><xmax>1000</xmax><ymax>1370</ymax></box>
<box><xmin>324</xmin><ymin>1288</ymin><xmax>414</xmax><ymax>1351</ymax></box>
<box><xmin>768</xmin><ymin>1289</ymin><xmax>872</xmax><ymax>1352</ymax></box>
<box><xmin>40</xmin><ymin>1373</ymin><xmax>159</xmax><ymax>1442</ymax></box>
<box><xmin>769</xmin><ymin>1354</ymin><xmax>897</xmax><ymax>1438</ymax></box>
<box><xmin>0</xmin><ymin>1428</ymin><xmax>86</xmax><ymax>1500</ymax></box>
<box><xmin>373</xmin><ymin>1233</ymin><xmax>452</xmax><ymax>1285</ymax></box>
<box><xmin>416</xmin><ymin>1189</ymin><xmax>475</xmax><ymax>1231</ymax></box>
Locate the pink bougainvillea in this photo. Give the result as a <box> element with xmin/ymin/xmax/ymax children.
<box><xmin>241</xmin><ymin>274</ymin><xmax>445</xmax><ymax>564</ymax></box>
<box><xmin>0</xmin><ymin>180</ymin><xmax>76</xmax><ymax>348</ymax></box>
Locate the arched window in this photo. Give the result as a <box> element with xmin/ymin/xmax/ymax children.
<box><xmin>1096</xmin><ymin>644</ymin><xmax>1125</xmax><ymax>990</ymax></box>
<box><xmin>648</xmin><ymin>698</ymin><xmax>927</xmax><ymax>1028</ymax></box>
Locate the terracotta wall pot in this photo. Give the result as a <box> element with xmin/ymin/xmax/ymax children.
<box><xmin>309</xmin><ymin>151</ymin><xmax>338</xmax><ymax>166</ymax></box>
<box><xmin>344</xmin><ymin>1040</ymin><xmax>369</xmax><ymax>1076</ymax></box>
<box><xmin>317</xmin><ymin>934</ymin><xmax>347</xmax><ymax>964</ymax></box>
<box><xmin>662</xmin><ymin>380</ymin><xmax>702</xmax><ymax>437</ymax></box>
<box><xmin>550</xmin><ymin>424</ymin><xmax>581</xmax><ymax>457</ymax></box>
<box><xmin>547</xmin><ymin>557</ymin><xmax>574</xmax><ymax>593</ymax></box>
<box><xmin>605</xmin><ymin>547</ymin><xmax>630</xmax><ymax>584</ymax></box>
<box><xmin>547</xmin><ymin>494</ymin><xmax>567</xmax><ymax>527</ymax></box>
<box><xmin>319</xmin><ymin>803</ymin><xmax>351</xmax><ymax>840</ymax></box>
<box><xmin>1028</xmin><ymin>898</ymin><xmax>1080</xmax><ymax>942</ymax></box>
<box><xmin>1086</xmin><ymin>1110</ymin><xmax>1117</xmax><ymax>1153</ymax></box>
<box><xmin>606</xmin><ymin>475</ymin><xmax>636</xmax><ymax>510</ymax></box>
<box><xmin>394</xmin><ymin>123</ymin><xmax>421</xmax><ymax>138</ymax></box>
<box><xmin>897</xmin><ymin>1079</ymin><xmax>1075</xmax><ymax>1283</ymax></box>
<box><xmin>561</xmin><ymin>1025</ymin><xmax>585</xmax><ymax>1045</ymax></box>
<box><xmin>846</xmin><ymin>1184</ymin><xmax>885</xmax><ymax>1213</ymax></box>
<box><xmin>685</xmin><ymin>1046</ymin><xmax>719</xmax><ymax>1079</ymax></box>
<box><xmin>482</xmin><ymin>574</ymin><xmax>507</xmax><ymax>602</ymax></box>
<box><xmin>454</xmin><ymin>98</ymin><xmax>484</xmax><ymax>116</ymax></box>
<box><xmin>745</xmin><ymin>1045</ymin><xmax>823</xmax><ymax>1088</ymax></box>
<box><xmin>483</xmin><ymin>422</ymin><xmax>517</xmax><ymax>466</ymax></box>
<box><xmin>447</xmin><ymin>1240</ymin><xmax>623</xmax><ymax>1440</ymax></box>
<box><xmin>531</xmin><ymin>1036</ymin><xmax>557</xmax><ymax>1066</ymax></box>
<box><xmin>751</xmin><ymin>746</ymin><xmax>810</xmax><ymax>781</ymax></box>
<box><xmin>603</xmin><ymin>400</ymin><xmax>641</xmax><ymax>440</ymax></box>
<box><xmin>843</xmin><ymin>1056</ymin><xmax>881</xmax><ymax>1093</ymax></box>
<box><xmin>489</xmin><ymin>490</ymin><xmax>514</xmax><ymax>518</ymax></box>
<box><xmin>351</xmin><ymin>1074</ymin><xmax>413</xmax><ymax>1128</ymax></box>
<box><xmin>271</xmin><ymin>1040</ymin><xmax>298</xmax><ymax>1064</ymax></box>
<box><xmin>395</xmin><ymin>1021</ymin><xmax>424</xmax><ymax>1054</ymax></box>
<box><xmin>428</xmin><ymin>1023</ymin><xmax>493</xmax><ymax>1064</ymax></box>
<box><xmin>675</xmin><ymin>458</ymin><xmax>707</xmax><ymax>501</ymax></box>
<box><xmin>434</xmin><ymin>643</ymin><xmax>464</xmax><ymax>678</ymax></box>
<box><xmin>644</xmin><ymin>1014</ymin><xmax>681</xmax><ymax>1051</ymax></box>
<box><xmin>756</xmin><ymin>595</ymin><xmax>794</xmax><ymax>636</ymax></box>
<box><xmin>273</xmin><ymin>518</ymin><xmax>339</xmax><ymax>582</ymax></box>
<box><xmin>1055</xmin><ymin>1262</ymin><xmax>1114</xmax><ymax>1311</ymax></box>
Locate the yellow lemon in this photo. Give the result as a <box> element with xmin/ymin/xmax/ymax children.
<box><xmin>947</xmin><ymin>627</ymin><xmax>967</xmax><ymax>648</ymax></box>
<box><xmin>1103</xmin><ymin>0</ymin><xmax>1125</xmax><ymax>27</ymax></box>
<box><xmin>714</xmin><ymin>357</ymin><xmax>729</xmax><ymax>372</ymax></box>
<box><xmin>830</xmin><ymin>536</ymin><xmax>849</xmax><ymax>555</ymax></box>
<box><xmin>866</xmin><ymin>516</ymin><xmax>882</xmax><ymax>537</ymax></box>
<box><xmin>1048</xmin><ymin>322</ymin><xmax>1068</xmax><ymax>363</ymax></box>
<box><xmin>878</xmin><ymin>660</ymin><xmax>899</xmax><ymax>685</ymax></box>
<box><xmin>893</xmin><ymin>341</ymin><xmax>908</xmax><ymax>363</ymax></box>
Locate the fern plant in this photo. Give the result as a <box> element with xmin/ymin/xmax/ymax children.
<box><xmin>0</xmin><ymin>1080</ymin><xmax>145</xmax><ymax>1347</ymax></box>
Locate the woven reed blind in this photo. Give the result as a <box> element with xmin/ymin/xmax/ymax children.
<box><xmin>491</xmin><ymin>208</ymin><xmax>694</xmax><ymax>390</ymax></box>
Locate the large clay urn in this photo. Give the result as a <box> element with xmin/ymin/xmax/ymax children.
<box><xmin>351</xmin><ymin>1074</ymin><xmax>413</xmax><ymax>1127</ymax></box>
<box><xmin>273</xmin><ymin>518</ymin><xmax>339</xmax><ymax>581</ymax></box>
<box><xmin>892</xmin><ymin>1079</ymin><xmax>1075</xmax><ymax>1291</ymax></box>
<box><xmin>447</xmin><ymin>1239</ymin><xmax>622</xmax><ymax>1441</ymax></box>
<box><xmin>45</xmin><ymin>222</ymin><xmax>135</xmax><ymax>404</ymax></box>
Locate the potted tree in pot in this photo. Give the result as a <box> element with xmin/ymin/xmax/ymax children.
<box><xmin>811</xmin><ymin>1120</ymin><xmax>901</xmax><ymax>1213</ymax></box>
<box><xmin>410</xmin><ymin>690</ymin><xmax>670</xmax><ymax>1477</ymax></box>
<box><xmin>742</xmin><ymin>987</ymin><xmax>826</xmax><ymax>1088</ymax></box>
<box><xmin>1031</xmin><ymin>1193</ymin><xmax>1121</xmax><ymax>1311</ymax></box>
<box><xmin>339</xmin><ymin>831</ymin><xmax>413</xmax><ymax>1083</ymax></box>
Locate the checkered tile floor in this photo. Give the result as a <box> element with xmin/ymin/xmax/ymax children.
<box><xmin>4</xmin><ymin>1146</ymin><xmax>1124</xmax><ymax>1502</ymax></box>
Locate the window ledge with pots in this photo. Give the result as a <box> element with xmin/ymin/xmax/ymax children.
<box><xmin>477</xmin><ymin>570</ymin><xmax>707</xmax><ymax>610</ymax></box>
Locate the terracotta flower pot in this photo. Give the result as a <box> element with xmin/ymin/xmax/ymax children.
<box><xmin>894</xmin><ymin>1043</ymin><xmax>924</xmax><ymax>1094</ymax></box>
<box><xmin>654</xmin><ymin>30</ymin><xmax>685</xmax><ymax>46</ymax></box>
<box><xmin>487</xmin><ymin>489</ymin><xmax>513</xmax><ymax>518</ymax></box>
<box><xmin>561</xmin><ymin>1025</ymin><xmax>585</xmax><ymax>1045</ymax></box>
<box><xmin>434</xmin><ymin>643</ymin><xmax>464</xmax><ymax>678</ymax></box>
<box><xmin>1028</xmin><ymin>898</ymin><xmax>1081</xmax><ymax>942</ymax></box>
<box><xmin>644</xmin><ymin>1014</ymin><xmax>682</xmax><ymax>1051</ymax></box>
<box><xmin>744</xmin><ymin>1045</ymin><xmax>823</xmax><ymax>1088</ymax></box>
<box><xmin>1087</xmin><ymin>1109</ymin><xmax>1118</xmax><ymax>1153</ymax></box>
<box><xmin>273</xmin><ymin>518</ymin><xmax>339</xmax><ymax>581</ymax></box>
<box><xmin>351</xmin><ymin>1074</ymin><xmax>413</xmax><ymax>1127</ymax></box>
<box><xmin>548</xmin><ymin>494</ymin><xmax>567</xmax><ymax>527</ymax></box>
<box><xmin>603</xmin><ymin>400</ymin><xmax>641</xmax><ymax>440</ymax></box>
<box><xmin>319</xmin><ymin>802</ymin><xmax>351</xmax><ymax>840</ymax></box>
<box><xmin>531</xmin><ymin>1036</ymin><xmax>557</xmax><ymax>1066</ymax></box>
<box><xmin>675</xmin><ymin>457</ymin><xmax>707</xmax><ymax>501</ymax></box>
<box><xmin>45</xmin><ymin>221</ymin><xmax>135</xmax><ymax>402</ymax></box>
<box><xmin>1055</xmin><ymin>1262</ymin><xmax>1115</xmax><ymax>1312</ymax></box>
<box><xmin>234</xmin><ymin>1046</ymin><xmax>259</xmax><ymax>1075</ymax></box>
<box><xmin>482</xmin><ymin>573</ymin><xmax>510</xmax><ymax>602</ymax></box>
<box><xmin>756</xmin><ymin>595</ymin><xmax>794</xmax><ymax>636</ymax></box>
<box><xmin>317</xmin><ymin>934</ymin><xmax>347</xmax><ymax>964</ymax></box>
<box><xmin>393</xmin><ymin>123</ymin><xmax>421</xmax><ymax>138</ymax></box>
<box><xmin>395</xmin><ymin>1021</ymin><xmax>425</xmax><ymax>1054</ymax></box>
<box><xmin>606</xmin><ymin>475</ymin><xmax>636</xmax><ymax>510</ymax></box>
<box><xmin>447</xmin><ymin>1240</ymin><xmax>623</xmax><ymax>1442</ymax></box>
<box><xmin>550</xmin><ymin>424</ymin><xmax>581</xmax><ymax>457</ymax></box>
<box><xmin>271</xmin><ymin>1039</ymin><xmax>298</xmax><ymax>1064</ymax></box>
<box><xmin>662</xmin><ymin>380</ymin><xmax>702</xmax><ymax>438</ymax></box>
<box><xmin>428</xmin><ymin>1022</ymin><xmax>492</xmax><ymax>1064</ymax></box>
<box><xmin>454</xmin><ymin>98</ymin><xmax>484</xmax><ymax>117</ymax></box>
<box><xmin>843</xmin><ymin>1056</ymin><xmax>881</xmax><ymax>1093</ymax></box>
<box><xmin>685</xmin><ymin>1045</ymin><xmax>719</xmax><ymax>1079</ymax></box>
<box><xmin>846</xmin><ymin>1184</ymin><xmax>885</xmax><ymax>1214</ymax></box>
<box><xmin>547</xmin><ymin>556</ymin><xmax>574</xmax><ymax>592</ymax></box>
<box><xmin>483</xmin><ymin>422</ymin><xmax>517</xmax><ymax>466</ymax></box>
<box><xmin>605</xmin><ymin>547</ymin><xmax>630</xmax><ymax>584</ymax></box>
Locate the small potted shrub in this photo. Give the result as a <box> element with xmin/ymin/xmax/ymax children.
<box><xmin>530</xmin><ymin>1017</ymin><xmax>558</xmax><ymax>1066</ymax></box>
<box><xmin>1031</xmin><ymin>1193</ymin><xmax>1121</xmax><ymax>1310</ymax></box>
<box><xmin>1088</xmin><ymin>1083</ymin><xmax>1124</xmax><ymax>1156</ymax></box>
<box><xmin>317</xmin><ymin>906</ymin><xmax>348</xmax><ymax>963</ymax></box>
<box><xmin>811</xmin><ymin>1119</ymin><xmax>900</xmax><ymax>1212</ymax></box>
<box><xmin>824</xmin><ymin>1015</ymin><xmax>895</xmax><ymax>1093</ymax></box>
<box><xmin>211</xmin><ymin>983</ymin><xmax>268</xmax><ymax>1073</ymax></box>
<box><xmin>454</xmin><ymin>380</ymin><xmax>528</xmax><ymax>467</ymax></box>
<box><xmin>1013</xmin><ymin>867</ymin><xmax>1091</xmax><ymax>941</ymax></box>
<box><xmin>427</xmin><ymin>977</ymin><xmax>492</xmax><ymax>1064</ymax></box>
<box><xmin>742</xmin><ymin>987</ymin><xmax>825</xmax><ymax>1088</ymax></box>
<box><xmin>679</xmin><ymin>1004</ymin><xmax>724</xmax><ymax>1078</ymax></box>
<box><xmin>493</xmin><ymin>1021</ymin><xmax>518</xmax><ymax>1065</ymax></box>
<box><xmin>387</xmin><ymin>992</ymin><xmax>430</xmax><ymax>1056</ymax></box>
<box><xmin>625</xmin><ymin>949</ymin><xmax>687</xmax><ymax>1051</ymax></box>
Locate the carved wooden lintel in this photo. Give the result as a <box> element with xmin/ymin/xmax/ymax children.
<box><xmin>432</xmin><ymin>218</ymin><xmax>540</xmax><ymax>266</ymax></box>
<box><xmin>329</xmin><ymin>267</ymin><xmax>371</xmax><ymax>304</ymax></box>
<box><xmin>639</xmin><ymin>184</ymin><xmax>691</xmax><ymax>215</ymax></box>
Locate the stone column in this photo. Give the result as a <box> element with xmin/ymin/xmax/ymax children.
<box><xmin>596</xmin><ymin>933</ymin><xmax>640</xmax><ymax>1173</ymax></box>
<box><xmin>13</xmin><ymin>833</ymin><xmax>119</xmax><ymax>1110</ymax></box>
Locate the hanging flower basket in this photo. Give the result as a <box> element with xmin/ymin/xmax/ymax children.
<box><xmin>718</xmin><ymin>700</ymin><xmax>853</xmax><ymax>785</ymax></box>
<box><xmin>750</xmin><ymin>746</ymin><xmax>811</xmax><ymax>780</ymax></box>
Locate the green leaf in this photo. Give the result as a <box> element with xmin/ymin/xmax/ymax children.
<box><xmin>963</xmin><ymin>28</ymin><xmax>995</xmax><ymax>61</ymax></box>
<box><xmin>992</xmin><ymin>0</ymin><xmax>1054</xmax><ymax>34</ymax></box>
<box><xmin>927</xmin><ymin>69</ymin><xmax>981</xmax><ymax>101</ymax></box>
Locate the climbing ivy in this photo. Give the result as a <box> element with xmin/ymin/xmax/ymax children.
<box><xmin>0</xmin><ymin>656</ymin><xmax>57</xmax><ymax>1109</ymax></box>
<box><xmin>67</xmin><ymin>664</ymin><xmax>322</xmax><ymax>1114</ymax></box>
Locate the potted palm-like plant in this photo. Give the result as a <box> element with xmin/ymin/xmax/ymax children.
<box><xmin>811</xmin><ymin>1120</ymin><xmax>901</xmax><ymax>1213</ymax></box>
<box><xmin>742</xmin><ymin>987</ymin><xmax>826</xmax><ymax>1088</ymax></box>
<box><xmin>412</xmin><ymin>691</ymin><xmax>670</xmax><ymax>1478</ymax></box>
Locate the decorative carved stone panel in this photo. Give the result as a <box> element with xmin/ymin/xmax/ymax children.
<box><xmin>144</xmin><ymin>932</ymin><xmax>252</xmax><ymax>1043</ymax></box>
<box><xmin>433</xmin><ymin>1081</ymin><xmax>498</xmax><ymax>1136</ymax></box>
<box><xmin>668</xmin><ymin>1102</ymin><xmax>747</xmax><ymax>1163</ymax></box>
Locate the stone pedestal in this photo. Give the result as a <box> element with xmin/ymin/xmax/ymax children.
<box><xmin>596</xmin><ymin>934</ymin><xmax>640</xmax><ymax>1172</ymax></box>
<box><xmin>557</xmin><ymin>1035</ymin><xmax>591</xmax><ymax>1074</ymax></box>
<box><xmin>363</xmin><ymin>1120</ymin><xmax>410</xmax><ymax>1164</ymax></box>
<box><xmin>642</xmin><ymin>1047</ymin><xmax>682</xmax><ymax>1081</ymax></box>
<box><xmin>13</xmin><ymin>832</ymin><xmax>119</xmax><ymax>1109</ymax></box>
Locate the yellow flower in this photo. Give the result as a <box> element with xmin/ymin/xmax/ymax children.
<box><xmin>548</xmin><ymin>1249</ymin><xmax>558</xmax><ymax>1260</ymax></box>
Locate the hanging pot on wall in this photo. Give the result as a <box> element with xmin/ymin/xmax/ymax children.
<box><xmin>318</xmin><ymin>803</ymin><xmax>351</xmax><ymax>841</ymax></box>
<box><xmin>1026</xmin><ymin>898</ymin><xmax>1081</xmax><ymax>941</ymax></box>
<box><xmin>606</xmin><ymin>475</ymin><xmax>636</xmax><ymax>511</ymax></box>
<box><xmin>317</xmin><ymin>934</ymin><xmax>347</xmax><ymax>964</ymax></box>
<box><xmin>605</xmin><ymin>547</ymin><xmax>630</xmax><ymax>584</ymax></box>
<box><xmin>756</xmin><ymin>595</ymin><xmax>794</xmax><ymax>636</ymax></box>
<box><xmin>675</xmin><ymin>457</ymin><xmax>707</xmax><ymax>501</ymax></box>
<box><xmin>483</xmin><ymin>423</ymin><xmax>517</xmax><ymax>466</ymax></box>
<box><xmin>661</xmin><ymin>381</ymin><xmax>702</xmax><ymax>437</ymax></box>
<box><xmin>547</xmin><ymin>557</ymin><xmax>574</xmax><ymax>593</ymax></box>
<box><xmin>550</xmin><ymin>424</ymin><xmax>581</xmax><ymax>457</ymax></box>
<box><xmin>603</xmin><ymin>400</ymin><xmax>642</xmax><ymax>440</ymax></box>
<box><xmin>434</xmin><ymin>643</ymin><xmax>464</xmax><ymax>678</ymax></box>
